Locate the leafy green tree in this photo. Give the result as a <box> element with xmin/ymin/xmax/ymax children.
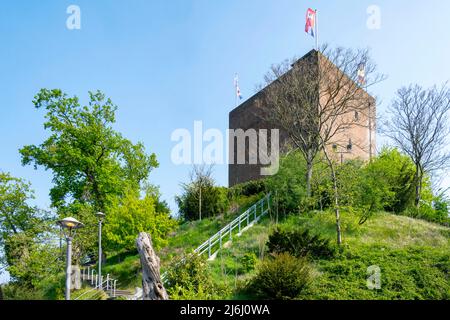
<box><xmin>19</xmin><ymin>89</ymin><xmax>159</xmax><ymax>258</ymax></box>
<box><xmin>176</xmin><ymin>166</ymin><xmax>228</xmax><ymax>221</ymax></box>
<box><xmin>0</xmin><ymin>172</ymin><xmax>60</xmax><ymax>289</ymax></box>
<box><xmin>20</xmin><ymin>89</ymin><xmax>158</xmax><ymax>213</ymax></box>
<box><xmin>0</xmin><ymin>173</ymin><xmax>49</xmax><ymax>243</ymax></box>
<box><xmin>104</xmin><ymin>186</ymin><xmax>177</xmax><ymax>252</ymax></box>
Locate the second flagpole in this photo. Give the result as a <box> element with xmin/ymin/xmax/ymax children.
<box><xmin>315</xmin><ymin>9</ymin><xmax>319</xmax><ymax>50</ymax></box>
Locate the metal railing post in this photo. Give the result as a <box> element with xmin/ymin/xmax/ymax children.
<box><xmin>247</xmin><ymin>209</ymin><xmax>250</xmax><ymax>225</ymax></box>
<box><xmin>91</xmin><ymin>270</ymin><xmax>95</xmax><ymax>285</ymax></box>
<box><xmin>114</xmin><ymin>280</ymin><xmax>117</xmax><ymax>298</ymax></box>
<box><xmin>106</xmin><ymin>274</ymin><xmax>110</xmax><ymax>291</ymax></box>
<box><xmin>208</xmin><ymin>238</ymin><xmax>211</xmax><ymax>257</ymax></box>
<box><xmin>95</xmin><ymin>274</ymin><xmax>98</xmax><ymax>288</ymax></box>
<box><xmin>229</xmin><ymin>224</ymin><xmax>232</xmax><ymax>240</ymax></box>
<box><xmin>87</xmin><ymin>266</ymin><xmax>90</xmax><ymax>280</ymax></box>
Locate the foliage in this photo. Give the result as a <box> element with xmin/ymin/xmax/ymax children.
<box><xmin>306</xmin><ymin>245</ymin><xmax>449</xmax><ymax>300</ymax></box>
<box><xmin>0</xmin><ymin>172</ymin><xmax>61</xmax><ymax>287</ymax></box>
<box><xmin>362</xmin><ymin>148</ymin><xmax>417</xmax><ymax>213</ymax></box>
<box><xmin>228</xmin><ymin>180</ymin><xmax>266</xmax><ymax>200</ymax></box>
<box><xmin>239</xmin><ymin>252</ymin><xmax>258</xmax><ymax>273</ymax></box>
<box><xmin>432</xmin><ymin>193</ymin><xmax>450</xmax><ymax>225</ymax></box>
<box><xmin>20</xmin><ymin>89</ymin><xmax>158</xmax><ymax>212</ymax></box>
<box><xmin>176</xmin><ymin>182</ymin><xmax>229</xmax><ymax>221</ymax></box>
<box><xmin>267</xmin><ymin>227</ymin><xmax>335</xmax><ymax>259</ymax></box>
<box><xmin>104</xmin><ymin>186</ymin><xmax>177</xmax><ymax>253</ymax></box>
<box><xmin>5</xmin><ymin>235</ymin><xmax>63</xmax><ymax>288</ymax></box>
<box><xmin>247</xmin><ymin>253</ymin><xmax>314</xmax><ymax>300</ymax></box>
<box><xmin>265</xmin><ymin>151</ymin><xmax>308</xmax><ymax>215</ymax></box>
<box><xmin>164</xmin><ymin>253</ymin><xmax>230</xmax><ymax>300</ymax></box>
<box><xmin>0</xmin><ymin>172</ymin><xmax>50</xmax><ymax>247</ymax></box>
<box><xmin>326</xmin><ymin>148</ymin><xmax>439</xmax><ymax>224</ymax></box>
<box><xmin>19</xmin><ymin>89</ymin><xmax>158</xmax><ymax>257</ymax></box>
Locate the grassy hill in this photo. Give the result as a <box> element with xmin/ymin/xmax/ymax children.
<box><xmin>103</xmin><ymin>208</ymin><xmax>450</xmax><ymax>300</ymax></box>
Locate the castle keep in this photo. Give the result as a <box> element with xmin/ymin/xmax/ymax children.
<box><xmin>229</xmin><ymin>49</ymin><xmax>376</xmax><ymax>187</ymax></box>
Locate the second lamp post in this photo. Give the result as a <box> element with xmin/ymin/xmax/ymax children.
<box><xmin>96</xmin><ymin>211</ymin><xmax>105</xmax><ymax>285</ymax></box>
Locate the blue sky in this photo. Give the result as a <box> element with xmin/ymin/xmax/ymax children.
<box><xmin>1</xmin><ymin>0</ymin><xmax>450</xmax><ymax>283</ymax></box>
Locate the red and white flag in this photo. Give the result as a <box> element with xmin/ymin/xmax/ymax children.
<box><xmin>305</xmin><ymin>8</ymin><xmax>316</xmax><ymax>37</ymax></box>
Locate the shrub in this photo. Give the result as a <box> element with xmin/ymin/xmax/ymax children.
<box><xmin>228</xmin><ymin>180</ymin><xmax>266</xmax><ymax>199</ymax></box>
<box><xmin>267</xmin><ymin>228</ymin><xmax>335</xmax><ymax>259</ymax></box>
<box><xmin>265</xmin><ymin>151</ymin><xmax>308</xmax><ymax>215</ymax></box>
<box><xmin>239</xmin><ymin>252</ymin><xmax>258</xmax><ymax>273</ymax></box>
<box><xmin>248</xmin><ymin>253</ymin><xmax>314</xmax><ymax>300</ymax></box>
<box><xmin>104</xmin><ymin>187</ymin><xmax>177</xmax><ymax>252</ymax></box>
<box><xmin>165</xmin><ymin>253</ymin><xmax>230</xmax><ymax>300</ymax></box>
<box><xmin>176</xmin><ymin>185</ymin><xmax>229</xmax><ymax>221</ymax></box>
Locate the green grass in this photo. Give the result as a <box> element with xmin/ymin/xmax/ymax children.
<box><xmin>207</xmin><ymin>210</ymin><xmax>449</xmax><ymax>300</ymax></box>
<box><xmin>99</xmin><ymin>200</ymin><xmax>449</xmax><ymax>299</ymax></box>
<box><xmin>101</xmin><ymin>195</ymin><xmax>263</xmax><ymax>291</ymax></box>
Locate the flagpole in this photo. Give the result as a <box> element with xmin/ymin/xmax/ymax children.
<box><xmin>234</xmin><ymin>74</ymin><xmax>238</xmax><ymax>108</ymax></box>
<box><xmin>315</xmin><ymin>9</ymin><xmax>319</xmax><ymax>50</ymax></box>
<box><xmin>367</xmin><ymin>82</ymin><xmax>373</xmax><ymax>161</ymax></box>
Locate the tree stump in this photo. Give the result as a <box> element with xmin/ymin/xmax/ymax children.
<box><xmin>136</xmin><ymin>232</ymin><xmax>169</xmax><ymax>300</ymax></box>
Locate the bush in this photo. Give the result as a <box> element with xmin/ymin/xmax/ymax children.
<box><xmin>248</xmin><ymin>253</ymin><xmax>314</xmax><ymax>299</ymax></box>
<box><xmin>265</xmin><ymin>151</ymin><xmax>308</xmax><ymax>215</ymax></box>
<box><xmin>239</xmin><ymin>253</ymin><xmax>258</xmax><ymax>273</ymax></box>
<box><xmin>104</xmin><ymin>187</ymin><xmax>177</xmax><ymax>252</ymax></box>
<box><xmin>176</xmin><ymin>185</ymin><xmax>229</xmax><ymax>222</ymax></box>
<box><xmin>267</xmin><ymin>228</ymin><xmax>335</xmax><ymax>259</ymax></box>
<box><xmin>362</xmin><ymin>148</ymin><xmax>417</xmax><ymax>213</ymax></box>
<box><xmin>228</xmin><ymin>180</ymin><xmax>266</xmax><ymax>199</ymax></box>
<box><xmin>165</xmin><ymin>253</ymin><xmax>230</xmax><ymax>300</ymax></box>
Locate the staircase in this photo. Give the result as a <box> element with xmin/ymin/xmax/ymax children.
<box><xmin>76</xmin><ymin>193</ymin><xmax>271</xmax><ymax>300</ymax></box>
<box><xmin>155</xmin><ymin>193</ymin><xmax>271</xmax><ymax>295</ymax></box>
<box><xmin>74</xmin><ymin>267</ymin><xmax>134</xmax><ymax>300</ymax></box>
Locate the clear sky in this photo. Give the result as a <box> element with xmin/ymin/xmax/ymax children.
<box><xmin>1</xmin><ymin>0</ymin><xmax>450</xmax><ymax>283</ymax></box>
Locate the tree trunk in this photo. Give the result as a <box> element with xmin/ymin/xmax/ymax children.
<box><xmin>414</xmin><ymin>164</ymin><xmax>422</xmax><ymax>209</ymax></box>
<box><xmin>136</xmin><ymin>232</ymin><xmax>169</xmax><ymax>300</ymax></box>
<box><xmin>306</xmin><ymin>160</ymin><xmax>313</xmax><ymax>198</ymax></box>
<box><xmin>322</xmin><ymin>147</ymin><xmax>342</xmax><ymax>245</ymax></box>
<box><xmin>330</xmin><ymin>165</ymin><xmax>342</xmax><ymax>245</ymax></box>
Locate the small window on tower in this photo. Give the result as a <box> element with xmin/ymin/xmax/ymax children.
<box><xmin>354</xmin><ymin>111</ymin><xmax>359</xmax><ymax>121</ymax></box>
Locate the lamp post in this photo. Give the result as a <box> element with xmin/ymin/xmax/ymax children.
<box><xmin>57</xmin><ymin>217</ymin><xmax>84</xmax><ymax>300</ymax></box>
<box><xmin>96</xmin><ymin>212</ymin><xmax>105</xmax><ymax>285</ymax></box>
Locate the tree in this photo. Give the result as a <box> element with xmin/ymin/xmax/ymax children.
<box><xmin>19</xmin><ymin>89</ymin><xmax>159</xmax><ymax>259</ymax></box>
<box><xmin>384</xmin><ymin>84</ymin><xmax>450</xmax><ymax>208</ymax></box>
<box><xmin>176</xmin><ymin>165</ymin><xmax>228</xmax><ymax>221</ymax></box>
<box><xmin>20</xmin><ymin>89</ymin><xmax>158</xmax><ymax>212</ymax></box>
<box><xmin>0</xmin><ymin>173</ymin><xmax>48</xmax><ymax>243</ymax></box>
<box><xmin>104</xmin><ymin>186</ymin><xmax>177</xmax><ymax>252</ymax></box>
<box><xmin>259</xmin><ymin>46</ymin><xmax>385</xmax><ymax>244</ymax></box>
<box><xmin>0</xmin><ymin>172</ymin><xmax>59</xmax><ymax>287</ymax></box>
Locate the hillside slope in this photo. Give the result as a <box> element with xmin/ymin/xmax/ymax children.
<box><xmin>209</xmin><ymin>211</ymin><xmax>450</xmax><ymax>300</ymax></box>
<box><xmin>103</xmin><ymin>209</ymin><xmax>449</xmax><ymax>300</ymax></box>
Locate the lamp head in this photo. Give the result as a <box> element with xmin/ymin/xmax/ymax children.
<box><xmin>96</xmin><ymin>212</ymin><xmax>105</xmax><ymax>221</ymax></box>
<box><xmin>57</xmin><ymin>217</ymin><xmax>84</xmax><ymax>238</ymax></box>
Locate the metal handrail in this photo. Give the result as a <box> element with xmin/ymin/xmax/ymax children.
<box><xmin>160</xmin><ymin>193</ymin><xmax>271</xmax><ymax>284</ymax></box>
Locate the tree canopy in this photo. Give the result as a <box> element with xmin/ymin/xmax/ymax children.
<box><xmin>20</xmin><ymin>89</ymin><xmax>158</xmax><ymax>213</ymax></box>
